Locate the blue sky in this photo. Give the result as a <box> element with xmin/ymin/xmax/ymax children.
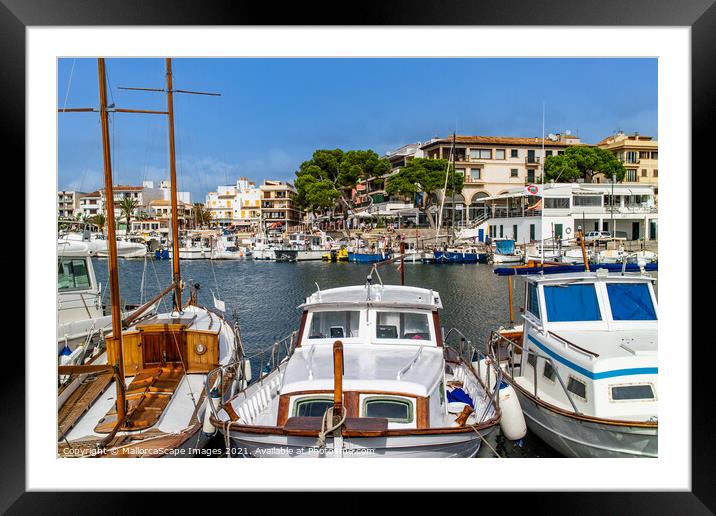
<box><xmin>58</xmin><ymin>58</ymin><xmax>657</xmax><ymax>201</ymax></box>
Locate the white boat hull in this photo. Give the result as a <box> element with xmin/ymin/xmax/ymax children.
<box><xmin>492</xmin><ymin>254</ymin><xmax>523</xmax><ymax>264</ymax></box>
<box><xmin>225</xmin><ymin>428</ymin><xmax>490</xmax><ymax>458</ymax></box>
<box><xmin>514</xmin><ymin>387</ymin><xmax>657</xmax><ymax>458</ymax></box>
<box><xmin>294</xmin><ymin>250</ymin><xmax>326</xmax><ymax>261</ymax></box>
<box><xmin>253</xmin><ymin>249</ymin><xmax>276</xmax><ymax>260</ymax></box>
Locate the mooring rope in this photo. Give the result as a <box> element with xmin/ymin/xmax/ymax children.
<box><xmin>315</xmin><ymin>406</ymin><xmax>347</xmax><ymax>450</ymax></box>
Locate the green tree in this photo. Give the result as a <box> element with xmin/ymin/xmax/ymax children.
<box><xmin>294</xmin><ymin>149</ymin><xmax>391</xmax><ymax>218</ymax></box>
<box><xmin>544</xmin><ymin>146</ymin><xmax>626</xmax><ymax>183</ymax></box>
<box><xmin>385</xmin><ymin>158</ymin><xmax>463</xmax><ymax>229</ymax></box>
<box><xmin>90</xmin><ymin>213</ymin><xmax>106</xmax><ymax>232</ymax></box>
<box><xmin>118</xmin><ymin>196</ymin><xmax>138</xmax><ymax>231</ymax></box>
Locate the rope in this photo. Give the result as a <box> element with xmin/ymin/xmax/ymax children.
<box><xmin>469</xmin><ymin>423</ymin><xmax>503</xmax><ymax>458</ymax></box>
<box><xmin>315</xmin><ymin>406</ymin><xmax>347</xmax><ymax>450</ymax></box>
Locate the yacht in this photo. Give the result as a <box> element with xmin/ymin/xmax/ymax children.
<box><xmin>489</xmin><ymin>267</ymin><xmax>658</xmax><ymax>458</ymax></box>
<box><xmin>208</xmin><ymin>273</ymin><xmax>502</xmax><ymax>458</ymax></box>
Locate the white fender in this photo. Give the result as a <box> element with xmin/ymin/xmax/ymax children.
<box><xmin>498</xmin><ymin>383</ymin><xmax>527</xmax><ymax>440</ymax></box>
<box><xmin>473</xmin><ymin>357</ymin><xmax>497</xmax><ymax>392</ymax></box>
<box><xmin>202</xmin><ymin>388</ymin><xmax>222</xmax><ymax>436</ymax></box>
<box><xmin>242</xmin><ymin>359</ymin><xmax>253</xmax><ymax>384</ymax></box>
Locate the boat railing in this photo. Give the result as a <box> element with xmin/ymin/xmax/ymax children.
<box><xmin>488</xmin><ymin>330</ymin><xmax>581</xmax><ymax>414</ymax></box>
<box><xmin>443</xmin><ymin>328</ymin><xmax>503</xmax><ymax>422</ymax></box>
<box><xmin>205</xmin><ymin>330</ymin><xmax>298</xmax><ymax>423</ymax></box>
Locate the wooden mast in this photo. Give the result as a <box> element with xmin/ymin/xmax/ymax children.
<box><xmin>97</xmin><ymin>58</ymin><xmax>126</xmax><ymax>421</ymax></box>
<box><xmin>165</xmin><ymin>58</ymin><xmax>183</xmax><ymax>312</ymax></box>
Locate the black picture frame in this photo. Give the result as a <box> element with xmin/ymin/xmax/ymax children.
<box><xmin>6</xmin><ymin>0</ymin><xmax>711</xmax><ymax>512</ymax></box>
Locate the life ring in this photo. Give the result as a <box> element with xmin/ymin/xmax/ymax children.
<box><xmin>565</xmin><ymin>227</ymin><xmax>572</xmax><ymax>235</ymax></box>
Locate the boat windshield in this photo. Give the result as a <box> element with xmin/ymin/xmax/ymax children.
<box><xmin>58</xmin><ymin>258</ymin><xmax>91</xmax><ymax>290</ymax></box>
<box><xmin>543</xmin><ymin>283</ymin><xmax>601</xmax><ymax>322</ymax></box>
<box><xmin>308</xmin><ymin>311</ymin><xmax>360</xmax><ymax>339</ymax></box>
<box><xmin>606</xmin><ymin>283</ymin><xmax>657</xmax><ymax>321</ymax></box>
<box><xmin>375</xmin><ymin>312</ymin><xmax>431</xmax><ymax>341</ymax></box>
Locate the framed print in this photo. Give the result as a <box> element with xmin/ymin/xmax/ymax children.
<box><xmin>6</xmin><ymin>0</ymin><xmax>713</xmax><ymax>512</ymax></box>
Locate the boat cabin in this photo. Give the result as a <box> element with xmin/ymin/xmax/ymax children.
<box><xmin>516</xmin><ymin>269</ymin><xmax>658</xmax><ymax>421</ymax></box>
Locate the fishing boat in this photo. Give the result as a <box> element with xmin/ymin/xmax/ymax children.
<box><xmin>561</xmin><ymin>247</ymin><xmax>593</xmax><ymax>265</ymax></box>
<box><xmin>207</xmin><ymin>269</ymin><xmax>503</xmax><ymax>458</ymax></box>
<box><xmin>348</xmin><ymin>249</ymin><xmax>393</xmax><ymax>263</ymax></box>
<box><xmin>58</xmin><ymin>58</ymin><xmax>243</xmax><ymax>458</ymax></box>
<box><xmin>489</xmin><ymin>266</ymin><xmax>658</xmax><ymax>458</ymax></box>
<box><xmin>433</xmin><ymin>245</ymin><xmax>486</xmax><ymax>264</ymax></box>
<box><xmin>489</xmin><ymin>238</ymin><xmax>523</xmax><ymax>264</ymax></box>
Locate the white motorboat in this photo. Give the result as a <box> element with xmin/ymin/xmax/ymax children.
<box><xmin>490</xmin><ymin>238</ymin><xmax>524</xmax><ymax>264</ymax></box>
<box><xmin>208</xmin><ymin>273</ymin><xmax>502</xmax><ymax>458</ymax></box>
<box><xmin>288</xmin><ymin>230</ymin><xmax>336</xmax><ymax>261</ymax></box>
<box><xmin>251</xmin><ymin>232</ymin><xmax>282</xmax><ymax>260</ymax></box>
<box><xmin>561</xmin><ymin>247</ymin><xmax>593</xmax><ymax>265</ymax></box>
<box><xmin>489</xmin><ymin>268</ymin><xmax>658</xmax><ymax>458</ymax></box>
<box><xmin>596</xmin><ymin>248</ymin><xmax>625</xmax><ymax>264</ymax></box>
<box><xmin>210</xmin><ymin>233</ymin><xmax>251</xmax><ymax>260</ymax></box>
<box><xmin>57</xmin><ymin>241</ymin><xmax>158</xmax><ymax>359</ymax></box>
<box><xmin>59</xmin><ymin>232</ymin><xmax>148</xmax><ymax>258</ymax></box>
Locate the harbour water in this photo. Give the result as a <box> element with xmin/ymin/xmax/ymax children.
<box><xmin>94</xmin><ymin>257</ymin><xmax>657</xmax><ymax>458</ymax></box>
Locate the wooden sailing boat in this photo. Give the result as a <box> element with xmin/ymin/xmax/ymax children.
<box><xmin>57</xmin><ymin>58</ymin><xmax>243</xmax><ymax>457</ymax></box>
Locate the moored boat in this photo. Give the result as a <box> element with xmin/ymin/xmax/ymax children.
<box><xmin>209</xmin><ymin>273</ymin><xmax>502</xmax><ymax>458</ymax></box>
<box><xmin>489</xmin><ymin>267</ymin><xmax>658</xmax><ymax>458</ymax></box>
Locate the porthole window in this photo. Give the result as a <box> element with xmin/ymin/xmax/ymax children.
<box><xmin>293</xmin><ymin>397</ymin><xmax>333</xmax><ymax>417</ymax></box>
<box><xmin>363</xmin><ymin>397</ymin><xmax>413</xmax><ymax>423</ymax></box>
<box><xmin>567</xmin><ymin>376</ymin><xmax>587</xmax><ymax>401</ymax></box>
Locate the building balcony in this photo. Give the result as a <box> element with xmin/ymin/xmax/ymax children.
<box><xmin>525</xmin><ymin>156</ymin><xmax>541</xmax><ymax>165</ymax></box>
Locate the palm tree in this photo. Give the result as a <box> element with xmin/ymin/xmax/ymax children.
<box><xmin>90</xmin><ymin>213</ymin><xmax>106</xmax><ymax>232</ymax></box>
<box><xmin>118</xmin><ymin>196</ymin><xmax>139</xmax><ymax>232</ymax></box>
<box><xmin>193</xmin><ymin>203</ymin><xmax>212</xmax><ymax>228</ymax></box>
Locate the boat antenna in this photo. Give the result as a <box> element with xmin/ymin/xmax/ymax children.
<box><xmin>540</xmin><ymin>102</ymin><xmax>545</xmax><ymax>273</ymax></box>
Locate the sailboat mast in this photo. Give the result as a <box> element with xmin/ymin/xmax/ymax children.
<box><xmin>97</xmin><ymin>58</ymin><xmax>126</xmax><ymax>421</ymax></box>
<box><xmin>165</xmin><ymin>58</ymin><xmax>182</xmax><ymax>311</ymax></box>
<box><xmin>450</xmin><ymin>132</ymin><xmax>456</xmax><ymax>244</ymax></box>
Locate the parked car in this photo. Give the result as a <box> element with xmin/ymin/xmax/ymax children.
<box><xmin>584</xmin><ymin>231</ymin><xmax>611</xmax><ymax>242</ymax></box>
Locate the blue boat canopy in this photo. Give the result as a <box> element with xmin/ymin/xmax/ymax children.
<box><xmin>495</xmin><ymin>239</ymin><xmax>515</xmax><ymax>255</ymax></box>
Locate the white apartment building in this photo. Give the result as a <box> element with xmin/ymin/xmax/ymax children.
<box><xmin>57</xmin><ymin>190</ymin><xmax>82</xmax><ymax>218</ymax></box>
<box><xmin>78</xmin><ymin>191</ymin><xmax>102</xmax><ymax>218</ymax></box>
<box><xmin>205</xmin><ymin>177</ymin><xmax>261</xmax><ymax>228</ymax></box>
<box><xmin>421</xmin><ymin>134</ymin><xmax>583</xmax><ymax>226</ymax></box>
<box><xmin>481</xmin><ymin>182</ymin><xmax>658</xmax><ymax>244</ymax></box>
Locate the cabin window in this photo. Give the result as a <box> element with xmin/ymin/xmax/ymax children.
<box><xmin>308</xmin><ymin>311</ymin><xmax>360</xmax><ymax>339</ymax></box>
<box><xmin>610</xmin><ymin>384</ymin><xmax>656</xmax><ymax>401</ymax></box>
<box><xmin>567</xmin><ymin>376</ymin><xmax>587</xmax><ymax>401</ymax></box>
<box><xmin>526</xmin><ymin>282</ymin><xmax>540</xmax><ymax>319</ymax></box>
<box><xmin>543</xmin><ymin>361</ymin><xmax>556</xmax><ymax>382</ymax></box>
<box><xmin>543</xmin><ymin>284</ymin><xmax>602</xmax><ymax>322</ymax></box>
<box><xmin>527</xmin><ymin>351</ymin><xmax>537</xmax><ymax>368</ymax></box>
<box><xmin>363</xmin><ymin>397</ymin><xmax>413</xmax><ymax>423</ymax></box>
<box><xmin>375</xmin><ymin>312</ymin><xmax>431</xmax><ymax>341</ymax></box>
<box><xmin>293</xmin><ymin>397</ymin><xmax>333</xmax><ymax>417</ymax></box>
<box><xmin>606</xmin><ymin>283</ymin><xmax>657</xmax><ymax>321</ymax></box>
<box><xmin>58</xmin><ymin>258</ymin><xmax>91</xmax><ymax>290</ymax></box>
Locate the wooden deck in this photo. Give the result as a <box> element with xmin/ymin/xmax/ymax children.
<box><xmin>95</xmin><ymin>366</ymin><xmax>185</xmax><ymax>433</ymax></box>
<box><xmin>58</xmin><ymin>371</ymin><xmax>114</xmax><ymax>439</ymax></box>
